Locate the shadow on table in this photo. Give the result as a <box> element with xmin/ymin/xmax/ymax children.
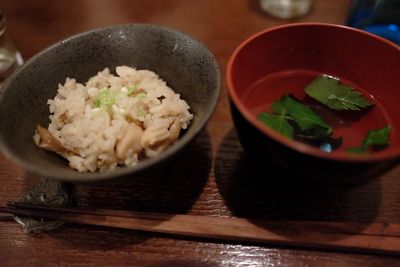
<box><xmin>71</xmin><ymin>129</ymin><xmax>212</xmax><ymax>213</ymax></box>
<box><xmin>215</xmin><ymin>128</ymin><xmax>397</xmax><ymax>241</ymax></box>
<box><xmin>20</xmin><ymin>129</ymin><xmax>212</xmax><ymax>250</ymax></box>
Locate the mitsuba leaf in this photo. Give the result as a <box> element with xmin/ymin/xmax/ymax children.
<box><xmin>280</xmin><ymin>95</ymin><xmax>332</xmax><ymax>137</ymax></box>
<box><xmin>257</xmin><ymin>112</ymin><xmax>293</xmax><ymax>139</ymax></box>
<box><xmin>346</xmin><ymin>125</ymin><xmax>391</xmax><ymax>153</ymax></box>
<box><xmin>305</xmin><ymin>75</ymin><xmax>374</xmax><ymax>111</ymax></box>
<box><xmin>271</xmin><ymin>100</ymin><xmax>287</xmax><ymax>115</ymax></box>
<box><xmin>297</xmin><ymin>125</ymin><xmax>333</xmax><ymax>139</ymax></box>
<box><xmin>362</xmin><ymin>125</ymin><xmax>391</xmax><ymax>148</ymax></box>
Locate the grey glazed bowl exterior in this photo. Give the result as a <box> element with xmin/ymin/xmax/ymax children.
<box><xmin>0</xmin><ymin>24</ymin><xmax>220</xmax><ymax>181</ymax></box>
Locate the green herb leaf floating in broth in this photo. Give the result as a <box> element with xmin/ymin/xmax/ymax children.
<box><xmin>363</xmin><ymin>125</ymin><xmax>391</xmax><ymax>148</ymax></box>
<box><xmin>271</xmin><ymin>100</ymin><xmax>288</xmax><ymax>115</ymax></box>
<box><xmin>346</xmin><ymin>125</ymin><xmax>391</xmax><ymax>154</ymax></box>
<box><xmin>305</xmin><ymin>75</ymin><xmax>374</xmax><ymax>111</ymax></box>
<box><xmin>297</xmin><ymin>125</ymin><xmax>335</xmax><ymax>139</ymax></box>
<box><xmin>280</xmin><ymin>95</ymin><xmax>332</xmax><ymax>137</ymax></box>
<box><xmin>257</xmin><ymin>112</ymin><xmax>294</xmax><ymax>139</ymax></box>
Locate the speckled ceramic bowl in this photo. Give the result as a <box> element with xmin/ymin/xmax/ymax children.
<box><xmin>0</xmin><ymin>24</ymin><xmax>220</xmax><ymax>181</ymax></box>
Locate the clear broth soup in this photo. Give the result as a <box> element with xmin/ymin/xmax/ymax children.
<box><xmin>243</xmin><ymin>69</ymin><xmax>393</xmax><ymax>153</ymax></box>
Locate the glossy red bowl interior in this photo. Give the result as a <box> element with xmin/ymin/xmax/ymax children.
<box><xmin>227</xmin><ymin>23</ymin><xmax>400</xmax><ymax>163</ymax></box>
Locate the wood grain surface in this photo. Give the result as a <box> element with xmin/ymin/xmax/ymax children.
<box><xmin>1</xmin><ymin>0</ymin><xmax>400</xmax><ymax>266</ymax></box>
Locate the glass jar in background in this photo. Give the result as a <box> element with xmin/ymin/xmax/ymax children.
<box><xmin>347</xmin><ymin>0</ymin><xmax>400</xmax><ymax>45</ymax></box>
<box><xmin>0</xmin><ymin>10</ymin><xmax>23</xmax><ymax>88</ymax></box>
<box><xmin>260</xmin><ymin>0</ymin><xmax>314</xmax><ymax>19</ymax></box>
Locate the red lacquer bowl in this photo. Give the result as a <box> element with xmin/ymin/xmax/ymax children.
<box><xmin>227</xmin><ymin>23</ymin><xmax>400</xmax><ymax>179</ymax></box>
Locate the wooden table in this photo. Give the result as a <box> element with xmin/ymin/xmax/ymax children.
<box><xmin>1</xmin><ymin>0</ymin><xmax>400</xmax><ymax>266</ymax></box>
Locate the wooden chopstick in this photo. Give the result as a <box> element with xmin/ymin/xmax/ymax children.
<box><xmin>1</xmin><ymin>202</ymin><xmax>400</xmax><ymax>256</ymax></box>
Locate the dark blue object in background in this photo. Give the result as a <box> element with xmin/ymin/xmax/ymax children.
<box><xmin>347</xmin><ymin>0</ymin><xmax>400</xmax><ymax>45</ymax></box>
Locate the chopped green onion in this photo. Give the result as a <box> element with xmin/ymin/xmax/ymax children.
<box><xmin>137</xmin><ymin>92</ymin><xmax>147</xmax><ymax>100</ymax></box>
<box><xmin>127</xmin><ymin>85</ymin><xmax>136</xmax><ymax>95</ymax></box>
<box><xmin>137</xmin><ymin>109</ymin><xmax>147</xmax><ymax>117</ymax></box>
<box><xmin>94</xmin><ymin>87</ymin><xmax>117</xmax><ymax>108</ymax></box>
<box><xmin>121</xmin><ymin>84</ymin><xmax>137</xmax><ymax>95</ymax></box>
<box><xmin>94</xmin><ymin>99</ymin><xmax>101</xmax><ymax>108</ymax></box>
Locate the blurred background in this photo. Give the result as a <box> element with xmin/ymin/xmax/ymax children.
<box><xmin>0</xmin><ymin>0</ymin><xmax>353</xmax><ymax>60</ymax></box>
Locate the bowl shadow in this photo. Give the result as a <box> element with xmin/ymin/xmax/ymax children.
<box><xmin>20</xmin><ymin>129</ymin><xmax>212</xmax><ymax>250</ymax></box>
<box><xmin>73</xmin><ymin>130</ymin><xmax>211</xmax><ymax>211</ymax></box>
<box><xmin>214</xmin><ymin>128</ymin><xmax>397</xmax><ymax>243</ymax></box>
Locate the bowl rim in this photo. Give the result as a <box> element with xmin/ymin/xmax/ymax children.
<box><xmin>227</xmin><ymin>22</ymin><xmax>400</xmax><ymax>163</ymax></box>
<box><xmin>0</xmin><ymin>23</ymin><xmax>221</xmax><ymax>181</ymax></box>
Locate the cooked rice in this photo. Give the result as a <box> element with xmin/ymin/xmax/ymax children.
<box><xmin>34</xmin><ymin>66</ymin><xmax>193</xmax><ymax>172</ymax></box>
